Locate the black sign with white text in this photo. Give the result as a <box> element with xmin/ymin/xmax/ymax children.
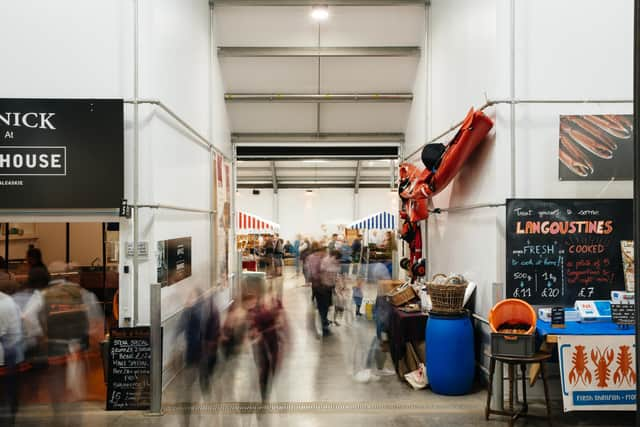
<box><xmin>107</xmin><ymin>327</ymin><xmax>152</xmax><ymax>411</ymax></box>
<box><xmin>157</xmin><ymin>236</ymin><xmax>192</xmax><ymax>287</ymax></box>
<box><xmin>506</xmin><ymin>199</ymin><xmax>631</xmax><ymax>306</ymax></box>
<box><xmin>0</xmin><ymin>99</ymin><xmax>123</xmax><ymax>209</ymax></box>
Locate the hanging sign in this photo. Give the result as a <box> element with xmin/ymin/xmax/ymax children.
<box><xmin>558</xmin><ymin>335</ymin><xmax>636</xmax><ymax>411</ymax></box>
<box><xmin>0</xmin><ymin>99</ymin><xmax>123</xmax><ymax>209</ymax></box>
<box><xmin>506</xmin><ymin>199</ymin><xmax>631</xmax><ymax>305</ymax></box>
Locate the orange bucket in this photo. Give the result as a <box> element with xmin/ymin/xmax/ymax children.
<box><xmin>488</xmin><ymin>299</ymin><xmax>536</xmax><ymax>335</ymax></box>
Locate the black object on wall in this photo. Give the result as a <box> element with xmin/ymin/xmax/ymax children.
<box><xmin>157</xmin><ymin>236</ymin><xmax>192</xmax><ymax>287</ymax></box>
<box><xmin>0</xmin><ymin>99</ymin><xmax>124</xmax><ymax>209</ymax></box>
<box><xmin>506</xmin><ymin>199</ymin><xmax>632</xmax><ymax>306</ymax></box>
<box><xmin>236</xmin><ymin>145</ymin><xmax>398</xmax><ymax>160</ymax></box>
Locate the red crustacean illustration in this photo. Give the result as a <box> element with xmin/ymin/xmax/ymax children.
<box><xmin>569</xmin><ymin>345</ymin><xmax>592</xmax><ymax>385</ymax></box>
<box><xmin>591</xmin><ymin>347</ymin><xmax>615</xmax><ymax>388</ymax></box>
<box><xmin>613</xmin><ymin>345</ymin><xmax>637</xmax><ymax>386</ymax></box>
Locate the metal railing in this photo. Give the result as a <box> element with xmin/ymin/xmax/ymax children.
<box><xmin>123</xmin><ymin>98</ymin><xmax>231</xmax><ymax>161</ymax></box>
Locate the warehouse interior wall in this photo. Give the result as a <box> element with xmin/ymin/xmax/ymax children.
<box><xmin>131</xmin><ymin>0</ymin><xmax>233</xmax><ymax>387</ymax></box>
<box><xmin>236</xmin><ymin>188</ymin><xmax>399</xmax><ymax>241</ymax></box>
<box><xmin>419</xmin><ymin>0</ymin><xmax>634</xmax><ymax>376</ymax></box>
<box><xmin>0</xmin><ymin>0</ymin><xmax>233</xmax><ymax>387</ymax></box>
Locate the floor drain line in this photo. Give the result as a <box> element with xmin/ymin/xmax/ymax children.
<box><xmin>162</xmin><ymin>401</ymin><xmax>478</xmax><ymax>414</ymax></box>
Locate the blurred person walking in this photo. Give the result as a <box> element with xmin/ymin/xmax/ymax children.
<box><xmin>176</xmin><ymin>288</ymin><xmax>221</xmax><ymax>424</ymax></box>
<box><xmin>273</xmin><ymin>235</ymin><xmax>284</xmax><ymax>277</ymax></box>
<box><xmin>338</xmin><ymin>237</ymin><xmax>352</xmax><ymax>279</ymax></box>
<box><xmin>318</xmin><ymin>250</ymin><xmax>340</xmax><ymax>335</ymax></box>
<box><xmin>292</xmin><ymin>236</ymin><xmax>301</xmax><ymax>276</ymax></box>
<box><xmin>299</xmin><ymin>238</ymin><xmax>311</xmax><ymax>285</ymax></box>
<box><xmin>22</xmin><ymin>265</ymin><xmax>103</xmax><ymax>427</ymax></box>
<box><xmin>246</xmin><ymin>279</ymin><xmax>288</xmax><ymax>403</ymax></box>
<box><xmin>178</xmin><ymin>288</ymin><xmax>204</xmax><ymax>426</ymax></box>
<box><xmin>351</xmin><ymin>234</ymin><xmax>362</xmax><ymax>277</ymax></box>
<box><xmin>0</xmin><ymin>290</ymin><xmax>22</xmax><ymax>426</ymax></box>
<box><xmin>327</xmin><ymin>234</ymin><xmax>338</xmax><ymax>252</ymax></box>
<box><xmin>199</xmin><ymin>292</ymin><xmax>221</xmax><ymax>398</ymax></box>
<box><xmin>305</xmin><ymin>243</ymin><xmax>329</xmax><ymax>335</ymax></box>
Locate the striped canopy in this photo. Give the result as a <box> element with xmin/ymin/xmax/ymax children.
<box><xmin>236</xmin><ymin>211</ymin><xmax>280</xmax><ymax>235</ymax></box>
<box><xmin>348</xmin><ymin>211</ymin><xmax>396</xmax><ymax>230</ymax></box>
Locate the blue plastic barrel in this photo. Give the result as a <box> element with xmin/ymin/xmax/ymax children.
<box><xmin>426</xmin><ymin>310</ymin><xmax>475</xmax><ymax>395</ymax></box>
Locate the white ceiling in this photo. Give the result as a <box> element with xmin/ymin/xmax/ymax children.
<box><xmin>215</xmin><ymin>5</ymin><xmax>425</xmax><ymax>47</ymax></box>
<box><xmin>216</xmin><ymin>3</ymin><xmax>425</xmax><ymax>187</ymax></box>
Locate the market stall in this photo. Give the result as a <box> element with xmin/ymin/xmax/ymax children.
<box><xmin>348</xmin><ymin>211</ymin><xmax>397</xmax><ymax>279</ymax></box>
<box><xmin>236</xmin><ymin>211</ymin><xmax>280</xmax><ymax>271</ymax></box>
<box><xmin>492</xmin><ymin>198</ymin><xmax>637</xmax><ymax>415</ymax></box>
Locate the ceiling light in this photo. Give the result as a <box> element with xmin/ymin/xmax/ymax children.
<box><xmin>311</xmin><ymin>5</ymin><xmax>329</xmax><ymax>21</ymax></box>
<box><xmin>302</xmin><ymin>159</ymin><xmax>328</xmax><ymax>163</ymax></box>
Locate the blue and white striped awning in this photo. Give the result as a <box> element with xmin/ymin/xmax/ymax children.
<box><xmin>348</xmin><ymin>211</ymin><xmax>396</xmax><ymax>230</ymax></box>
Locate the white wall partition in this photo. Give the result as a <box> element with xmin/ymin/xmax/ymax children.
<box><xmin>0</xmin><ymin>0</ymin><xmax>233</xmax><ymax>389</ymax></box>
<box><xmin>418</xmin><ymin>0</ymin><xmax>634</xmax><ymax>377</ymax></box>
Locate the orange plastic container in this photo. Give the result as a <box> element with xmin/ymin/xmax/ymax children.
<box><xmin>488</xmin><ymin>298</ymin><xmax>537</xmax><ymax>335</ymax></box>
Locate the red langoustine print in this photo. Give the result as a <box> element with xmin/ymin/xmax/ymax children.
<box><xmin>569</xmin><ymin>345</ymin><xmax>592</xmax><ymax>385</ymax></box>
<box><xmin>613</xmin><ymin>345</ymin><xmax>637</xmax><ymax>386</ymax></box>
<box><xmin>591</xmin><ymin>348</ymin><xmax>615</xmax><ymax>388</ymax></box>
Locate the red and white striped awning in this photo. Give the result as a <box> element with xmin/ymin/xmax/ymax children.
<box><xmin>236</xmin><ymin>211</ymin><xmax>280</xmax><ymax>235</ymax></box>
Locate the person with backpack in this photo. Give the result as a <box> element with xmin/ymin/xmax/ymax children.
<box><xmin>22</xmin><ymin>265</ymin><xmax>103</xmax><ymax>425</ymax></box>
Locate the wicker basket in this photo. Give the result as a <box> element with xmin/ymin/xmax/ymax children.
<box><xmin>387</xmin><ymin>283</ymin><xmax>417</xmax><ymax>306</ymax></box>
<box><xmin>427</xmin><ymin>274</ymin><xmax>468</xmax><ymax>314</ymax></box>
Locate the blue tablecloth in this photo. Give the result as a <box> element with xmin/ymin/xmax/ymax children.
<box><xmin>537</xmin><ymin>319</ymin><xmax>635</xmax><ymax>337</ymax></box>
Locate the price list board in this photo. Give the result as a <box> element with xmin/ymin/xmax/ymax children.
<box><xmin>506</xmin><ymin>199</ymin><xmax>631</xmax><ymax>306</ymax></box>
<box><xmin>106</xmin><ymin>327</ymin><xmax>152</xmax><ymax>410</ymax></box>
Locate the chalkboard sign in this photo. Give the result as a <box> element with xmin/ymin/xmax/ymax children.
<box><xmin>107</xmin><ymin>327</ymin><xmax>152</xmax><ymax>410</ymax></box>
<box><xmin>506</xmin><ymin>199</ymin><xmax>631</xmax><ymax>306</ymax></box>
<box><xmin>551</xmin><ymin>307</ymin><xmax>565</xmax><ymax>328</ymax></box>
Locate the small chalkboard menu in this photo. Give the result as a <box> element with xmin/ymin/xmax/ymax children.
<box><xmin>507</xmin><ymin>199</ymin><xmax>631</xmax><ymax>306</ymax></box>
<box><xmin>107</xmin><ymin>327</ymin><xmax>151</xmax><ymax>410</ymax></box>
<box><xmin>551</xmin><ymin>307</ymin><xmax>565</xmax><ymax>328</ymax></box>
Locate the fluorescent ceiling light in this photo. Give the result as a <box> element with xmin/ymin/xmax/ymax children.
<box><xmin>302</xmin><ymin>159</ymin><xmax>328</xmax><ymax>163</ymax></box>
<box><xmin>311</xmin><ymin>5</ymin><xmax>329</xmax><ymax>21</ymax></box>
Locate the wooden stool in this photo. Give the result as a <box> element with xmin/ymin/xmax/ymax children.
<box><xmin>485</xmin><ymin>352</ymin><xmax>552</xmax><ymax>427</ymax></box>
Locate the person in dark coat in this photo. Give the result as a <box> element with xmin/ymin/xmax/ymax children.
<box><xmin>247</xmin><ymin>286</ymin><xmax>288</xmax><ymax>403</ymax></box>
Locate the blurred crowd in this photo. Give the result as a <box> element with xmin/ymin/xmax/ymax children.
<box><xmin>0</xmin><ymin>232</ymin><xmax>399</xmax><ymax>427</ymax></box>
<box><xmin>0</xmin><ymin>247</ymin><xmax>104</xmax><ymax>426</ymax></box>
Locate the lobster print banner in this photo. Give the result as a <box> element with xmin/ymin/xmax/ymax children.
<box><xmin>559</xmin><ymin>114</ymin><xmax>633</xmax><ymax>181</ymax></box>
<box><xmin>558</xmin><ymin>335</ymin><xmax>636</xmax><ymax>411</ymax></box>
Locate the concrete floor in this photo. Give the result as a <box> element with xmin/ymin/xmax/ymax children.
<box><xmin>12</xmin><ymin>269</ymin><xmax>635</xmax><ymax>426</ymax></box>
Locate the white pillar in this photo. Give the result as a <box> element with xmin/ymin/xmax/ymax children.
<box><xmin>273</xmin><ymin>191</ymin><xmax>279</xmax><ymax>224</ymax></box>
